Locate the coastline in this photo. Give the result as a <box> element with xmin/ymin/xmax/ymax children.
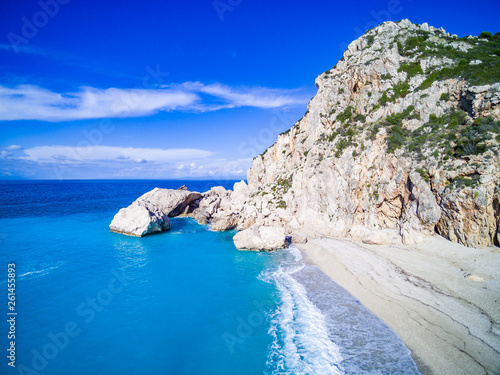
<box><xmin>296</xmin><ymin>235</ymin><xmax>500</xmax><ymax>375</ymax></box>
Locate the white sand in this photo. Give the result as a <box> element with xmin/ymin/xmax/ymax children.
<box><xmin>297</xmin><ymin>235</ymin><xmax>500</xmax><ymax>375</ymax></box>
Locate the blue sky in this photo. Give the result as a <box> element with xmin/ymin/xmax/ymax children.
<box><xmin>0</xmin><ymin>0</ymin><xmax>499</xmax><ymax>180</ymax></box>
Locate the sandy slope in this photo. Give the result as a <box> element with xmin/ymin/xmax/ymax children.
<box><xmin>297</xmin><ymin>235</ymin><xmax>500</xmax><ymax>375</ymax></box>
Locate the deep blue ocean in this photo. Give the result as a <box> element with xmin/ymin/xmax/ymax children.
<box><xmin>0</xmin><ymin>180</ymin><xmax>420</xmax><ymax>375</ymax></box>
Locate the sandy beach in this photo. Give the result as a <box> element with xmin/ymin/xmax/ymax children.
<box><xmin>297</xmin><ymin>235</ymin><xmax>500</xmax><ymax>375</ymax></box>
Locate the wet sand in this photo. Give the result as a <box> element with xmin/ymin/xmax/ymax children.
<box><xmin>297</xmin><ymin>235</ymin><xmax>500</xmax><ymax>375</ymax></box>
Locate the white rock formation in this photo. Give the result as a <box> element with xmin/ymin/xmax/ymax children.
<box><xmin>233</xmin><ymin>225</ymin><xmax>288</xmax><ymax>251</ymax></box>
<box><xmin>136</xmin><ymin>188</ymin><xmax>202</xmax><ymax>217</ymax></box>
<box><xmin>109</xmin><ymin>201</ymin><xmax>170</xmax><ymax>237</ymax></box>
<box><xmin>110</xmin><ymin>188</ymin><xmax>201</xmax><ymax>236</ymax></box>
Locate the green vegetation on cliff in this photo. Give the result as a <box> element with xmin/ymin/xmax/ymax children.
<box><xmin>395</xmin><ymin>26</ymin><xmax>500</xmax><ymax>87</ymax></box>
<box><xmin>384</xmin><ymin>110</ymin><xmax>500</xmax><ymax>159</ymax></box>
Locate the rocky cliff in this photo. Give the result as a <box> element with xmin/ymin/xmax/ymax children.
<box><xmin>210</xmin><ymin>19</ymin><xmax>500</xmax><ymax>248</ymax></box>
<box><xmin>112</xmin><ymin>20</ymin><xmax>500</xmax><ymax>250</ymax></box>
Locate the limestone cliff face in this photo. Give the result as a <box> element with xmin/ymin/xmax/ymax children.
<box><xmin>111</xmin><ymin>20</ymin><xmax>500</xmax><ymax>249</ymax></box>
<box><xmin>243</xmin><ymin>20</ymin><xmax>500</xmax><ymax>248</ymax></box>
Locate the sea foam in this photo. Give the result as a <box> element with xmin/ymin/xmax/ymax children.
<box><xmin>261</xmin><ymin>246</ymin><xmax>421</xmax><ymax>375</ymax></box>
<box><xmin>261</xmin><ymin>247</ymin><xmax>344</xmax><ymax>375</ymax></box>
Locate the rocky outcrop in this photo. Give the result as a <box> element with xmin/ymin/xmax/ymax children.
<box><xmin>111</xmin><ymin>20</ymin><xmax>500</xmax><ymax>250</ymax></box>
<box><xmin>109</xmin><ymin>201</ymin><xmax>171</xmax><ymax>237</ymax></box>
<box><xmin>109</xmin><ymin>188</ymin><xmax>201</xmax><ymax>236</ymax></box>
<box><xmin>238</xmin><ymin>20</ymin><xmax>500</xmax><ymax>248</ymax></box>
<box><xmin>233</xmin><ymin>225</ymin><xmax>288</xmax><ymax>251</ymax></box>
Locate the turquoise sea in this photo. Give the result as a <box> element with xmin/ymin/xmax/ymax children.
<box><xmin>0</xmin><ymin>180</ymin><xmax>420</xmax><ymax>375</ymax></box>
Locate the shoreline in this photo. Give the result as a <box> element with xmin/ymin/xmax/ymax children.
<box><xmin>296</xmin><ymin>235</ymin><xmax>500</xmax><ymax>375</ymax></box>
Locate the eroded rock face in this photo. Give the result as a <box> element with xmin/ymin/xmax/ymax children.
<box><xmin>109</xmin><ymin>202</ymin><xmax>171</xmax><ymax>237</ymax></box>
<box><xmin>109</xmin><ymin>188</ymin><xmax>201</xmax><ymax>237</ymax></box>
<box><xmin>136</xmin><ymin>188</ymin><xmax>202</xmax><ymax>217</ymax></box>
<box><xmin>233</xmin><ymin>225</ymin><xmax>287</xmax><ymax>251</ymax></box>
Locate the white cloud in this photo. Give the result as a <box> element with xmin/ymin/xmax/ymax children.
<box><xmin>0</xmin><ymin>144</ymin><xmax>24</xmax><ymax>159</ymax></box>
<box><xmin>0</xmin><ymin>85</ymin><xmax>198</xmax><ymax>121</ymax></box>
<box><xmin>177</xmin><ymin>82</ymin><xmax>310</xmax><ymax>109</ymax></box>
<box><xmin>172</xmin><ymin>158</ymin><xmax>251</xmax><ymax>178</ymax></box>
<box><xmin>95</xmin><ymin>157</ymin><xmax>251</xmax><ymax>179</ymax></box>
<box><xmin>0</xmin><ymin>81</ymin><xmax>312</xmax><ymax>122</ymax></box>
<box><xmin>21</xmin><ymin>145</ymin><xmax>213</xmax><ymax>164</ymax></box>
<box><xmin>0</xmin><ymin>143</ymin><xmax>251</xmax><ymax>179</ymax></box>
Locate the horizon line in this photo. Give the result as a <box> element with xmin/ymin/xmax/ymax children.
<box><xmin>0</xmin><ymin>177</ymin><xmax>247</xmax><ymax>181</ymax></box>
